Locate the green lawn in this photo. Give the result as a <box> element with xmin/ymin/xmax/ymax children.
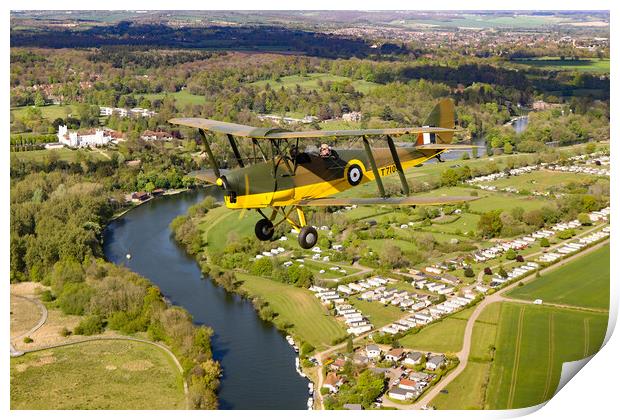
<box><xmin>11</xmin><ymin>104</ymin><xmax>78</xmax><ymax>121</ymax></box>
<box><xmin>141</xmin><ymin>90</ymin><xmax>206</xmax><ymax>108</ymax></box>
<box><xmin>483</xmin><ymin>170</ymin><xmax>598</xmax><ymax>192</ymax></box>
<box><xmin>251</xmin><ymin>72</ymin><xmax>379</xmax><ymax>94</ymax></box>
<box><xmin>236</xmin><ymin>273</ymin><xmax>346</xmax><ymax>350</ymax></box>
<box><xmin>506</xmin><ymin>244</ymin><xmax>610</xmax><ymax>310</ymax></box>
<box><xmin>485</xmin><ymin>302</ymin><xmax>608</xmax><ymax>409</ymax></box>
<box><xmin>399</xmin><ymin>315</ymin><xmax>467</xmax><ymax>353</ymax></box>
<box><xmin>10</xmin><ymin>340</ymin><xmax>185</xmax><ymax>409</ymax></box>
<box><xmin>364</xmin><ymin>238</ymin><xmax>418</xmax><ymax>253</ymax></box>
<box><xmin>199</xmin><ymin>206</ymin><xmax>260</xmax><ymax>252</ymax></box>
<box><xmin>349</xmin><ymin>298</ymin><xmax>405</xmax><ymax>328</ymax></box>
<box><xmin>512</xmin><ymin>57</ymin><xmax>610</xmax><ymax>73</ymax></box>
<box><xmin>10</xmin><ymin>148</ymin><xmax>109</xmax><ymax>163</ymax></box>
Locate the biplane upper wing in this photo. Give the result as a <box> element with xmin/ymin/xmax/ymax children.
<box><xmin>296</xmin><ymin>196</ymin><xmax>478</xmax><ymax>207</ymax></box>
<box><xmin>169</xmin><ymin>117</ymin><xmax>455</xmax><ymax>139</ymax></box>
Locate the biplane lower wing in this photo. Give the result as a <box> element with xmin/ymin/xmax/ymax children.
<box><xmin>188</xmin><ymin>169</ymin><xmax>230</xmax><ymax>184</ymax></box>
<box><xmin>296</xmin><ymin>196</ymin><xmax>478</xmax><ymax>207</ymax></box>
<box><xmin>415</xmin><ymin>144</ymin><xmax>482</xmax><ymax>150</ymax></box>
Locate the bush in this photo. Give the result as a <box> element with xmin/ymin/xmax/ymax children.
<box><xmin>558</xmin><ymin>229</ymin><xmax>576</xmax><ymax>240</ymax></box>
<box><xmin>250</xmin><ymin>257</ymin><xmax>274</xmax><ymax>277</ymax></box>
<box><xmin>540</xmin><ymin>238</ymin><xmax>550</xmax><ymax>247</ymax></box>
<box><xmin>74</xmin><ymin>314</ymin><xmax>105</xmax><ymax>335</ymax></box>
<box><xmin>23</xmin><ymin>336</ymin><xmax>33</xmax><ymax>343</ymax></box>
<box><xmin>516</xmin><ymin>255</ymin><xmax>525</xmax><ymax>262</ymax></box>
<box><xmin>60</xmin><ymin>327</ymin><xmax>72</xmax><ymax>337</ymax></box>
<box><xmin>39</xmin><ymin>289</ymin><xmax>55</xmax><ymax>302</ymax></box>
<box><xmin>483</xmin><ymin>267</ymin><xmax>492</xmax><ymax>275</ymax></box>
<box><xmin>301</xmin><ymin>342</ymin><xmax>315</xmax><ymax>356</ymax></box>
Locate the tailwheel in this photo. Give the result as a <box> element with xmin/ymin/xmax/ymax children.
<box><xmin>255</xmin><ymin>219</ymin><xmax>275</xmax><ymax>241</ymax></box>
<box><xmin>298</xmin><ymin>226</ymin><xmax>318</xmax><ymax>249</ymax></box>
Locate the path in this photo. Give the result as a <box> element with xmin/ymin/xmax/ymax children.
<box><xmin>10</xmin><ymin>293</ymin><xmax>190</xmax><ymax>408</ymax></box>
<box><xmin>10</xmin><ymin>293</ymin><xmax>48</xmax><ymax>357</ymax></box>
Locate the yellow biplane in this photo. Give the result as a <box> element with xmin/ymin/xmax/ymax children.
<box><xmin>170</xmin><ymin>99</ymin><xmax>477</xmax><ymax>248</ymax></box>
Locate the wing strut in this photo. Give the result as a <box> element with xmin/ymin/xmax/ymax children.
<box><xmin>226</xmin><ymin>134</ymin><xmax>245</xmax><ymax>168</ymax></box>
<box><xmin>361</xmin><ymin>135</ymin><xmax>386</xmax><ymax>197</ymax></box>
<box><xmin>386</xmin><ymin>135</ymin><xmax>410</xmax><ymax>195</ymax></box>
<box><xmin>199</xmin><ymin>129</ymin><xmax>221</xmax><ymax>178</ymax></box>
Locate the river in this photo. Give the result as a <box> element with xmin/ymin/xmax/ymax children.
<box><xmin>103</xmin><ymin>189</ymin><xmax>309</xmax><ymax>410</ymax></box>
<box><xmin>440</xmin><ymin>115</ymin><xmax>529</xmax><ymax>161</ymax></box>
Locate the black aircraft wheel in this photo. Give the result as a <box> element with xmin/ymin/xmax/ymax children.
<box><xmin>298</xmin><ymin>226</ymin><xmax>318</xmax><ymax>249</ymax></box>
<box><xmin>255</xmin><ymin>219</ymin><xmax>275</xmax><ymax>241</ymax></box>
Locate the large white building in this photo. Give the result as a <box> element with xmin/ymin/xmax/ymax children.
<box><xmin>57</xmin><ymin>125</ymin><xmax>112</xmax><ymax>148</ymax></box>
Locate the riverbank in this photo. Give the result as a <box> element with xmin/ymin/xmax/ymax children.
<box><xmin>104</xmin><ymin>190</ymin><xmax>309</xmax><ymax>409</ymax></box>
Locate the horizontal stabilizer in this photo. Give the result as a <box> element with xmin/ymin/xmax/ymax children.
<box><xmin>188</xmin><ymin>169</ymin><xmax>228</xmax><ymax>184</ymax></box>
<box><xmin>297</xmin><ymin>196</ymin><xmax>478</xmax><ymax>207</ymax></box>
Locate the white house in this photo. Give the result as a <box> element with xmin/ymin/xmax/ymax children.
<box><xmin>404</xmin><ymin>352</ymin><xmax>423</xmax><ymax>365</ymax></box>
<box><xmin>57</xmin><ymin>125</ymin><xmax>112</xmax><ymax>148</ymax></box>
<box><xmin>426</xmin><ymin>355</ymin><xmax>446</xmax><ymax>371</ymax></box>
<box><xmin>365</xmin><ymin>344</ymin><xmax>381</xmax><ymax>359</ymax></box>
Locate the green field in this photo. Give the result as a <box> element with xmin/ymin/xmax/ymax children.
<box><xmin>485</xmin><ymin>302</ymin><xmax>608</xmax><ymax>409</ymax></box>
<box><xmin>199</xmin><ymin>206</ymin><xmax>261</xmax><ymax>252</ymax></box>
<box><xmin>236</xmin><ymin>273</ymin><xmax>346</xmax><ymax>349</ymax></box>
<box><xmin>141</xmin><ymin>90</ymin><xmax>207</xmax><ymax>108</ymax></box>
<box><xmin>513</xmin><ymin>57</ymin><xmax>610</xmax><ymax>73</ymax></box>
<box><xmin>433</xmin><ymin>301</ymin><xmax>608</xmax><ymax>409</ymax></box>
<box><xmin>10</xmin><ymin>148</ymin><xmax>110</xmax><ymax>163</ymax></box>
<box><xmin>394</xmin><ymin>14</ymin><xmax>605</xmax><ymax>30</ymax></box>
<box><xmin>506</xmin><ymin>244</ymin><xmax>610</xmax><ymax>309</ymax></box>
<box><xmin>399</xmin><ymin>315</ymin><xmax>467</xmax><ymax>353</ymax></box>
<box><xmin>484</xmin><ymin>170</ymin><xmax>598</xmax><ymax>192</ymax></box>
<box><xmin>10</xmin><ymin>340</ymin><xmax>185</xmax><ymax>409</ymax></box>
<box><xmin>11</xmin><ymin>104</ymin><xmax>78</xmax><ymax>121</ymax></box>
<box><xmin>251</xmin><ymin>72</ymin><xmax>379</xmax><ymax>94</ymax></box>
<box><xmin>432</xmin><ymin>361</ymin><xmax>490</xmax><ymax>409</ymax></box>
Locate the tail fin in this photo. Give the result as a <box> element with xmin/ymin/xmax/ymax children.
<box><xmin>417</xmin><ymin>99</ymin><xmax>455</xmax><ymax>145</ymax></box>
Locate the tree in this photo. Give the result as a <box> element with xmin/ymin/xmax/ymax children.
<box><xmin>478</xmin><ymin>210</ymin><xmax>503</xmax><ymax>238</ymax></box>
<box><xmin>484</xmin><ymin>267</ymin><xmax>492</xmax><ymax>275</ymax></box>
<box><xmin>540</xmin><ymin>237</ymin><xmax>550</xmax><ymax>247</ymax></box>
<box><xmin>464</xmin><ymin>266</ymin><xmax>475</xmax><ymax>277</ymax></box>
<box><xmin>505</xmin><ymin>249</ymin><xmax>517</xmax><ymax>260</ymax></box>
<box><xmin>346</xmin><ymin>335</ymin><xmax>353</xmax><ymax>353</ymax></box>
<box><xmin>578</xmin><ymin>213</ymin><xmax>592</xmax><ymax>226</ymax></box>
<box><xmin>498</xmin><ymin>266</ymin><xmax>508</xmax><ymax>278</ymax></box>
<box><xmin>34</xmin><ymin>91</ymin><xmax>45</xmax><ymax>107</ymax></box>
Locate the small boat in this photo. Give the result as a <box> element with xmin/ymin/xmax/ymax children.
<box><xmin>285</xmin><ymin>335</ymin><xmax>295</xmax><ymax>346</ymax></box>
<box><xmin>126</xmin><ymin>253</ymin><xmax>131</xmax><ymax>259</ymax></box>
<box><xmin>307</xmin><ymin>397</ymin><xmax>313</xmax><ymax>409</ymax></box>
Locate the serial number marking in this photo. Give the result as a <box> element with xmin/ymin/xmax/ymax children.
<box><xmin>379</xmin><ymin>165</ymin><xmax>397</xmax><ymax>176</ymax></box>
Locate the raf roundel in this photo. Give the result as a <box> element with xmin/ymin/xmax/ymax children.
<box><xmin>346</xmin><ymin>163</ymin><xmax>363</xmax><ymax>186</ymax></box>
